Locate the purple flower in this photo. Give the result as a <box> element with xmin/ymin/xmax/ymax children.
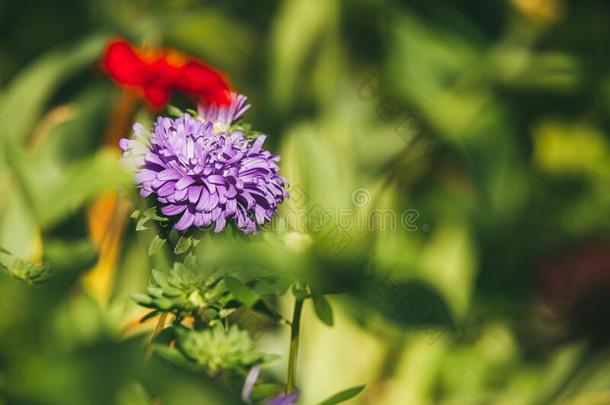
<box><xmin>268</xmin><ymin>392</ymin><xmax>299</xmax><ymax>405</ymax></box>
<box><xmin>198</xmin><ymin>92</ymin><xmax>250</xmax><ymax>131</ymax></box>
<box><xmin>120</xmin><ymin>100</ymin><xmax>287</xmax><ymax>233</ymax></box>
<box><xmin>241</xmin><ymin>365</ymin><xmax>260</xmax><ymax>403</ymax></box>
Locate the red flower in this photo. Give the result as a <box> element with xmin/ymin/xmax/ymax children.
<box><xmin>535</xmin><ymin>239</ymin><xmax>610</xmax><ymax>344</ymax></box>
<box><xmin>102</xmin><ymin>38</ymin><xmax>231</xmax><ymax>109</ymax></box>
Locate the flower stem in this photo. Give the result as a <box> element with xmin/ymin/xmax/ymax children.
<box><xmin>145</xmin><ymin>312</ymin><xmax>168</xmax><ymax>360</ymax></box>
<box><xmin>286</xmin><ymin>297</ymin><xmax>304</xmax><ymax>394</ymax></box>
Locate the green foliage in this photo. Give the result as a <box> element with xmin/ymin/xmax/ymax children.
<box><xmin>134</xmin><ymin>207</ymin><xmax>169</xmax><ymax>232</ymax></box>
<box><xmin>131</xmin><ymin>261</ymin><xmax>236</xmax><ymax>324</ymax></box>
<box><xmin>317</xmin><ymin>385</ymin><xmax>365</xmax><ymax>405</ymax></box>
<box><xmin>231</xmin><ymin>120</ymin><xmax>263</xmax><ymax>138</ymax></box>
<box><xmin>352</xmin><ymin>278</ymin><xmax>455</xmax><ymax>330</ymax></box>
<box><xmin>250</xmin><ymin>383</ymin><xmax>285</xmax><ymax>402</ymax></box>
<box><xmin>148</xmin><ymin>235</ymin><xmax>167</xmax><ymax>256</ymax></box>
<box><xmin>311</xmin><ymin>290</ymin><xmax>334</xmax><ymax>326</ymax></box>
<box><xmin>1</xmin><ymin>257</ymin><xmax>50</xmax><ymax>287</ymax></box>
<box><xmin>116</xmin><ymin>382</ymin><xmax>152</xmax><ymax>405</ymax></box>
<box><xmin>166</xmin><ymin>105</ymin><xmax>184</xmax><ymax>118</ymax></box>
<box><xmin>225</xmin><ymin>275</ymin><xmax>260</xmax><ymax>308</ymax></box>
<box><xmin>173</xmin><ymin>235</ymin><xmax>193</xmax><ymax>255</ymax></box>
<box><xmin>0</xmin><ymin>246</ymin><xmax>49</xmax><ymax>286</ymax></box>
<box><xmin>165</xmin><ymin>325</ymin><xmax>275</xmax><ymax>375</ymax></box>
<box><xmin>2</xmin><ymin>0</ymin><xmax>610</xmax><ymax>404</ymax></box>
<box><xmin>0</xmin><ymin>35</ymin><xmax>106</xmax><ymax>143</ymax></box>
<box><xmin>251</xmin><ymin>276</ymin><xmax>292</xmax><ymax>296</ymax></box>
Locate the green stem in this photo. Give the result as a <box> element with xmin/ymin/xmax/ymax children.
<box><xmin>286</xmin><ymin>297</ymin><xmax>304</xmax><ymax>394</ymax></box>
<box><xmin>145</xmin><ymin>312</ymin><xmax>168</xmax><ymax>360</ymax></box>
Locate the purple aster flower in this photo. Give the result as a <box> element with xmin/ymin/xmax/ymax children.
<box><xmin>120</xmin><ymin>104</ymin><xmax>287</xmax><ymax>233</ymax></box>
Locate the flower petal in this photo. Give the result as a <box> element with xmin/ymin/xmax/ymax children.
<box><xmin>176</xmin><ymin>176</ymin><xmax>196</xmax><ymax>190</ymax></box>
<box><xmin>214</xmin><ymin>216</ymin><xmax>226</xmax><ymax>233</ymax></box>
<box><xmin>161</xmin><ymin>204</ymin><xmax>187</xmax><ymax>216</ymax></box>
<box><xmin>188</xmin><ymin>185</ymin><xmax>202</xmax><ymax>204</ymax></box>
<box><xmin>207</xmin><ymin>175</ymin><xmax>225</xmax><ymax>185</ymax></box>
<box><xmin>157</xmin><ymin>181</ymin><xmax>176</xmax><ymax>197</ymax></box>
<box><xmin>174</xmin><ymin>210</ymin><xmax>195</xmax><ymax>230</ymax></box>
<box><xmin>157</xmin><ymin>169</ymin><xmax>182</xmax><ymax>181</ymax></box>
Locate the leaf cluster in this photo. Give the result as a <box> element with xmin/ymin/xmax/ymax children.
<box><xmin>131</xmin><ymin>260</ymin><xmax>237</xmax><ymax>326</ymax></box>
<box><xmin>155</xmin><ymin>325</ymin><xmax>277</xmax><ymax>376</ymax></box>
<box><xmin>0</xmin><ymin>247</ymin><xmax>50</xmax><ymax>287</ymax></box>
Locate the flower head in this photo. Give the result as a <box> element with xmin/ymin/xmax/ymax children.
<box><xmin>103</xmin><ymin>38</ymin><xmax>231</xmax><ymax>109</ymax></box>
<box><xmin>120</xmin><ymin>97</ymin><xmax>287</xmax><ymax>233</ymax></box>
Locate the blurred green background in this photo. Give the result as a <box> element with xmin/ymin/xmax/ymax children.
<box><xmin>1</xmin><ymin>0</ymin><xmax>610</xmax><ymax>404</ymax></box>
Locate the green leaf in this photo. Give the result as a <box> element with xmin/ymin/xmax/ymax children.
<box><xmin>148</xmin><ymin>235</ymin><xmax>167</xmax><ymax>256</ymax></box>
<box><xmin>317</xmin><ymin>385</ymin><xmax>365</xmax><ymax>405</ymax></box>
<box><xmin>139</xmin><ymin>310</ymin><xmax>160</xmax><ymax>323</ymax></box>
<box><xmin>130</xmin><ymin>210</ymin><xmax>141</xmax><ymax>219</ymax></box>
<box><xmin>167</xmin><ymin>105</ymin><xmax>183</xmax><ymax>117</ymax></box>
<box><xmin>0</xmin><ymin>246</ymin><xmax>10</xmax><ymax>255</ymax></box>
<box><xmin>151</xmin><ymin>270</ymin><xmax>169</xmax><ymax>288</ymax></box>
<box><xmin>253</xmin><ymin>300</ymin><xmax>285</xmax><ymax>323</ymax></box>
<box><xmin>312</xmin><ymin>291</ymin><xmax>334</xmax><ymax>326</ymax></box>
<box><xmin>253</xmin><ymin>276</ymin><xmax>292</xmax><ymax>296</ymax></box>
<box><xmin>174</xmin><ymin>235</ymin><xmax>192</xmax><ymax>255</ymax></box>
<box><xmin>154</xmin><ymin>297</ymin><xmax>174</xmax><ymax>311</ymax></box>
<box><xmin>2</xmin><ymin>259</ymin><xmax>51</xmax><ymax>287</ymax></box>
<box><xmin>162</xmin><ymin>286</ymin><xmax>184</xmax><ymax>298</ymax></box>
<box><xmin>251</xmin><ymin>383</ymin><xmax>283</xmax><ymax>401</ymax></box>
<box><xmin>269</xmin><ymin>0</ymin><xmax>337</xmax><ymax>111</ymax></box>
<box><xmin>130</xmin><ymin>293</ymin><xmax>154</xmax><ymax>307</ymax></box>
<box><xmin>136</xmin><ymin>217</ymin><xmax>150</xmax><ymax>231</ymax></box>
<box><xmin>153</xmin><ymin>344</ymin><xmax>199</xmax><ymax>371</ymax></box>
<box><xmin>147</xmin><ymin>286</ymin><xmax>165</xmax><ymax>298</ymax></box>
<box><xmin>354</xmin><ymin>278</ymin><xmax>455</xmax><ymax>330</ymax></box>
<box><xmin>188</xmin><ymin>290</ymin><xmax>206</xmax><ymax>307</ymax></box>
<box><xmin>225</xmin><ymin>276</ymin><xmax>260</xmax><ymax>308</ymax></box>
<box><xmin>117</xmin><ymin>382</ymin><xmax>151</xmax><ymax>405</ymax></box>
<box><xmin>218</xmin><ymin>308</ymin><xmax>236</xmax><ymax>318</ymax></box>
<box><xmin>0</xmin><ymin>35</ymin><xmax>106</xmax><ymax>143</ymax></box>
<box><xmin>42</xmin><ymin>150</ymin><xmax>131</xmax><ymax>227</ymax></box>
<box><xmin>143</xmin><ymin>206</ymin><xmax>168</xmax><ymax>222</ymax></box>
<box><xmin>43</xmin><ymin>239</ymin><xmax>97</xmax><ymax>275</ymax></box>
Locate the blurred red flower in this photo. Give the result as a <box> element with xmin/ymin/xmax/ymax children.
<box><xmin>102</xmin><ymin>38</ymin><xmax>231</xmax><ymax>109</ymax></box>
<box><xmin>535</xmin><ymin>239</ymin><xmax>610</xmax><ymax>345</ymax></box>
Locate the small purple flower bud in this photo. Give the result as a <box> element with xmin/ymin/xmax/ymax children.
<box><xmin>268</xmin><ymin>392</ymin><xmax>299</xmax><ymax>405</ymax></box>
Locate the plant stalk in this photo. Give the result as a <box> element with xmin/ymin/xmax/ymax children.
<box><xmin>286</xmin><ymin>298</ymin><xmax>304</xmax><ymax>394</ymax></box>
<box><xmin>145</xmin><ymin>312</ymin><xmax>168</xmax><ymax>360</ymax></box>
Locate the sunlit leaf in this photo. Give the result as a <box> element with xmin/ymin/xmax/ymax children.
<box><xmin>312</xmin><ymin>291</ymin><xmax>334</xmax><ymax>326</ymax></box>
<box><xmin>317</xmin><ymin>385</ymin><xmax>365</xmax><ymax>405</ymax></box>
<box><xmin>174</xmin><ymin>235</ymin><xmax>192</xmax><ymax>255</ymax></box>
<box><xmin>149</xmin><ymin>235</ymin><xmax>167</xmax><ymax>256</ymax></box>
<box><xmin>167</xmin><ymin>105</ymin><xmax>183</xmax><ymax>117</ymax></box>
<box><xmin>225</xmin><ymin>276</ymin><xmax>260</xmax><ymax>308</ymax></box>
